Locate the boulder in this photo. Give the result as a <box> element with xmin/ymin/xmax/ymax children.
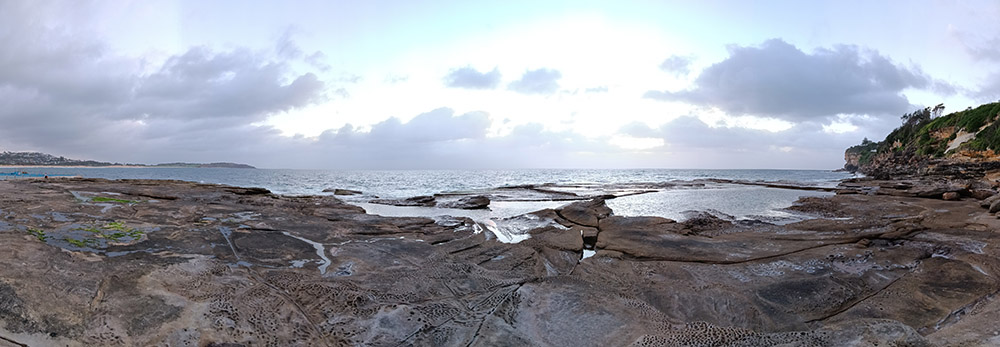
<box><xmin>942</xmin><ymin>192</ymin><xmax>960</xmax><ymax>201</ymax></box>
<box><xmin>323</xmin><ymin>188</ymin><xmax>362</xmax><ymax>196</ymax></box>
<box><xmin>681</xmin><ymin>211</ymin><xmax>733</xmax><ymax>235</ymax></box>
<box><xmin>970</xmin><ymin>189</ymin><xmax>997</xmax><ymax>200</ymax></box>
<box><xmin>558</xmin><ymin>198</ymin><xmax>612</xmax><ymax>227</ymax></box>
<box><xmin>907</xmin><ymin>182</ymin><xmax>968</xmax><ymax>199</ymax></box>
<box><xmin>982</xmin><ymin>194</ymin><xmax>1000</xmax><ymax>209</ymax></box>
<box><xmin>527</xmin><ymin>226</ymin><xmax>584</xmax><ymax>252</ymax></box>
<box><xmin>437</xmin><ymin>195</ymin><xmax>490</xmax><ymax>209</ymax></box>
<box><xmin>991</xmin><ymin>199</ymin><xmax>1000</xmax><ymax>214</ymax></box>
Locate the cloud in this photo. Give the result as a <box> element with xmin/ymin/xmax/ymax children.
<box><xmin>645</xmin><ymin>39</ymin><xmax>942</xmax><ymax>122</ymax></box>
<box><xmin>508</xmin><ymin>68</ymin><xmax>562</xmax><ymax>95</ymax></box>
<box><xmin>616</xmin><ymin>115</ymin><xmax>893</xmax><ymax>169</ymax></box>
<box><xmin>0</xmin><ymin>2</ymin><xmax>328</xmax><ymax>163</ymax></box>
<box><xmin>131</xmin><ymin>47</ymin><xmax>326</xmax><ymax>122</ymax></box>
<box><xmin>973</xmin><ymin>71</ymin><xmax>1000</xmax><ymax>102</ymax></box>
<box><xmin>443</xmin><ymin>66</ymin><xmax>501</xmax><ymax>89</ymax></box>
<box><xmin>308</xmin><ymin>108</ymin><xmax>612</xmax><ymax>169</ymax></box>
<box><xmin>659</xmin><ymin>55</ymin><xmax>693</xmax><ymax>76</ymax></box>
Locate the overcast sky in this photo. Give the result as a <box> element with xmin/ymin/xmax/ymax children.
<box><xmin>2</xmin><ymin>0</ymin><xmax>999</xmax><ymax>169</ymax></box>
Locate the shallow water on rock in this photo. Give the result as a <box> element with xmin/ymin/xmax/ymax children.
<box><xmin>607</xmin><ymin>185</ymin><xmax>833</xmax><ymax>222</ymax></box>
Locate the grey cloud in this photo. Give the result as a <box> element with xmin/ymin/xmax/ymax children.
<box><xmin>443</xmin><ymin>66</ymin><xmax>501</xmax><ymax>89</ymax></box>
<box><xmin>276</xmin><ymin>29</ymin><xmax>331</xmax><ymax>71</ymax></box>
<box><xmin>508</xmin><ymin>68</ymin><xmax>561</xmax><ymax>95</ymax></box>
<box><xmin>275</xmin><ymin>29</ymin><xmax>303</xmax><ymax>59</ymax></box>
<box><xmin>953</xmin><ymin>29</ymin><xmax>1000</xmax><ymax>62</ymax></box>
<box><xmin>646</xmin><ymin>39</ymin><xmax>939</xmax><ymax>121</ymax></box>
<box><xmin>614</xmin><ymin>114</ymin><xmax>896</xmax><ymax>169</ymax></box>
<box><xmin>385</xmin><ymin>74</ymin><xmax>409</xmax><ymax>84</ymax></box>
<box><xmin>305</xmin><ymin>52</ymin><xmax>331</xmax><ymax>72</ymax></box>
<box><xmin>968</xmin><ymin>37</ymin><xmax>1000</xmax><ymax>62</ymax></box>
<box><xmin>659</xmin><ymin>55</ymin><xmax>693</xmax><ymax>76</ymax></box>
<box><xmin>0</xmin><ymin>2</ymin><xmax>328</xmax><ymax>163</ymax></box>
<box><xmin>132</xmin><ymin>47</ymin><xmax>326</xmax><ymax>122</ymax></box>
<box><xmin>306</xmin><ymin>108</ymin><xmax>611</xmax><ymax>169</ymax></box>
<box><xmin>973</xmin><ymin>71</ymin><xmax>1000</xmax><ymax>102</ymax></box>
<box><xmin>364</xmin><ymin>108</ymin><xmax>491</xmax><ymax>143</ymax></box>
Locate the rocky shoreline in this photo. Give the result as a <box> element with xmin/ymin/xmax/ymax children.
<box><xmin>1</xmin><ymin>176</ymin><xmax>999</xmax><ymax>346</ymax></box>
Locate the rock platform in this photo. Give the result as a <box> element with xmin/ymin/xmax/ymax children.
<box><xmin>1</xmin><ymin>177</ymin><xmax>999</xmax><ymax>346</ymax></box>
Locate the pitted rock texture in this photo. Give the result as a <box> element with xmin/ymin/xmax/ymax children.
<box><xmin>0</xmin><ymin>177</ymin><xmax>998</xmax><ymax>346</ymax></box>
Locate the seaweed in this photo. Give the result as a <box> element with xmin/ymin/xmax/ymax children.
<box><xmin>91</xmin><ymin>197</ymin><xmax>138</xmax><ymax>204</ymax></box>
<box><xmin>26</xmin><ymin>228</ymin><xmax>48</xmax><ymax>242</ymax></box>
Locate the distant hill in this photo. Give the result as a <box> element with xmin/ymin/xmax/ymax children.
<box><xmin>0</xmin><ymin>151</ymin><xmax>255</xmax><ymax>169</ymax></box>
<box><xmin>0</xmin><ymin>151</ymin><xmax>117</xmax><ymax>166</ymax></box>
<box><xmin>844</xmin><ymin>102</ymin><xmax>1000</xmax><ymax>179</ymax></box>
<box><xmin>152</xmin><ymin>162</ymin><xmax>256</xmax><ymax>169</ymax></box>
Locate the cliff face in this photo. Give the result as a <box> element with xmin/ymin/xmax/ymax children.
<box><xmin>845</xmin><ymin>102</ymin><xmax>1000</xmax><ymax>180</ymax></box>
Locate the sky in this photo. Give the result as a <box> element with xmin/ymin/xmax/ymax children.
<box><xmin>1</xmin><ymin>0</ymin><xmax>999</xmax><ymax>169</ymax></box>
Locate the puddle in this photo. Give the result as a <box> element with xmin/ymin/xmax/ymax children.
<box><xmin>50</xmin><ymin>212</ymin><xmax>72</xmax><ymax>222</ymax></box>
<box><xmin>282</xmin><ymin>231</ymin><xmax>332</xmax><ymax>275</ymax></box>
<box><xmin>218</xmin><ymin>226</ymin><xmax>240</xmax><ymax>260</ymax></box>
<box><xmin>24</xmin><ymin>222</ymin><xmax>151</xmax><ymax>253</ymax></box>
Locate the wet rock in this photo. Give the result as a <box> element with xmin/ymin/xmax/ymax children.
<box><xmin>370</xmin><ymin>195</ymin><xmax>436</xmax><ymax>207</ymax></box>
<box><xmin>558</xmin><ymin>198</ymin><xmax>612</xmax><ymax>227</ymax></box>
<box><xmin>942</xmin><ymin>192</ymin><xmax>961</xmax><ymax>200</ymax></box>
<box><xmin>982</xmin><ymin>194</ymin><xmax>1000</xmax><ymax>208</ymax></box>
<box><xmin>680</xmin><ymin>211</ymin><xmax>733</xmax><ymax>235</ymax></box>
<box><xmin>971</xmin><ymin>189</ymin><xmax>996</xmax><ymax>200</ymax></box>
<box><xmin>437</xmin><ymin>195</ymin><xmax>490</xmax><ymax>209</ymax></box>
<box><xmin>322</xmin><ymin>188</ymin><xmax>362</xmax><ymax>196</ymax></box>
<box><xmin>526</xmin><ymin>226</ymin><xmax>583</xmax><ymax>252</ymax></box>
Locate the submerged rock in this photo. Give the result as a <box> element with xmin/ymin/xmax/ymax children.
<box><xmin>322</xmin><ymin>188</ymin><xmax>362</xmax><ymax>195</ymax></box>
<box><xmin>370</xmin><ymin>195</ymin><xmax>436</xmax><ymax>207</ymax></box>
<box><xmin>437</xmin><ymin>195</ymin><xmax>490</xmax><ymax>209</ymax></box>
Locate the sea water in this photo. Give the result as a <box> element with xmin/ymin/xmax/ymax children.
<box><xmin>1</xmin><ymin>167</ymin><xmax>854</xmax><ymax>222</ymax></box>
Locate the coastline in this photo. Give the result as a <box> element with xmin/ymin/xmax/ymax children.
<box><xmin>0</xmin><ymin>165</ymin><xmax>148</xmax><ymax>169</ymax></box>
<box><xmin>0</xmin><ymin>165</ymin><xmax>252</xmax><ymax>169</ymax></box>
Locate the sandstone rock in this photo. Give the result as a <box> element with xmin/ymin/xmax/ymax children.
<box><xmin>558</xmin><ymin>198</ymin><xmax>612</xmax><ymax>227</ymax></box>
<box><xmin>322</xmin><ymin>188</ymin><xmax>362</xmax><ymax>195</ymax></box>
<box><xmin>982</xmin><ymin>194</ymin><xmax>1000</xmax><ymax>208</ymax></box>
<box><xmin>1</xmin><ymin>177</ymin><xmax>999</xmax><ymax>345</ymax></box>
<box><xmin>942</xmin><ymin>192</ymin><xmax>961</xmax><ymax>200</ymax></box>
<box><xmin>437</xmin><ymin>195</ymin><xmax>490</xmax><ymax>209</ymax></box>
<box><xmin>680</xmin><ymin>211</ymin><xmax>732</xmax><ymax>234</ymax></box>
<box><xmin>526</xmin><ymin>226</ymin><xmax>583</xmax><ymax>252</ymax></box>
<box><xmin>970</xmin><ymin>189</ymin><xmax>996</xmax><ymax>200</ymax></box>
<box><xmin>370</xmin><ymin>195</ymin><xmax>436</xmax><ymax>207</ymax></box>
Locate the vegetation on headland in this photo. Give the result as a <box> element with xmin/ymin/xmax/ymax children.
<box><xmin>0</xmin><ymin>151</ymin><xmax>255</xmax><ymax>168</ymax></box>
<box><xmin>845</xmin><ymin>102</ymin><xmax>1000</xmax><ymax>174</ymax></box>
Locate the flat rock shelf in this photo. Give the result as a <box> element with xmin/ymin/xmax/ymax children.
<box><xmin>1</xmin><ymin>177</ymin><xmax>999</xmax><ymax>346</ymax></box>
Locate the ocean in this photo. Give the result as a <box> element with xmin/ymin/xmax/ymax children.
<box><xmin>1</xmin><ymin>167</ymin><xmax>854</xmax><ymax>223</ymax></box>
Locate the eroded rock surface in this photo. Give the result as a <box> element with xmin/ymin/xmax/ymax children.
<box><xmin>0</xmin><ymin>177</ymin><xmax>999</xmax><ymax>346</ymax></box>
